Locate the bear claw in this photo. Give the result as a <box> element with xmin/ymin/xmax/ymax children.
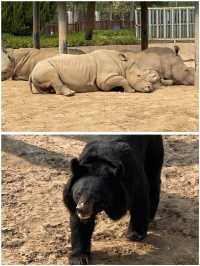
<box><xmin>69</xmin><ymin>255</ymin><xmax>89</xmax><ymax>265</ymax></box>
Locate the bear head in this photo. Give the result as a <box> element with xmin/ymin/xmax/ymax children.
<box><xmin>68</xmin><ymin>157</ymin><xmax>124</xmax><ymax>221</ymax></box>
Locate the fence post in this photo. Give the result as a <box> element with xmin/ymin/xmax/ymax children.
<box><xmin>163</xmin><ymin>8</ymin><xmax>166</xmax><ymax>39</ymax></box>
<box><xmin>141</xmin><ymin>2</ymin><xmax>148</xmax><ymax>50</ymax></box>
<box><xmin>186</xmin><ymin>8</ymin><xmax>189</xmax><ymax>38</ymax></box>
<box><xmin>178</xmin><ymin>8</ymin><xmax>181</xmax><ymax>38</ymax></box>
<box><xmin>171</xmin><ymin>8</ymin><xmax>174</xmax><ymax>39</ymax></box>
<box><xmin>156</xmin><ymin>9</ymin><xmax>159</xmax><ymax>39</ymax></box>
<box><xmin>57</xmin><ymin>2</ymin><xmax>68</xmax><ymax>54</ymax></box>
<box><xmin>148</xmin><ymin>8</ymin><xmax>151</xmax><ymax>40</ymax></box>
<box><xmin>33</xmin><ymin>2</ymin><xmax>40</xmax><ymax>49</ymax></box>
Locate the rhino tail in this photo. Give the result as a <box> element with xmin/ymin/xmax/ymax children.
<box><xmin>29</xmin><ymin>75</ymin><xmax>35</xmax><ymax>94</ymax></box>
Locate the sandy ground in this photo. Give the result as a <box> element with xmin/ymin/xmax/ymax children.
<box><xmin>2</xmin><ymin>43</ymin><xmax>198</xmax><ymax>132</ymax></box>
<box><xmin>1</xmin><ymin>135</ymin><xmax>199</xmax><ymax>264</ymax></box>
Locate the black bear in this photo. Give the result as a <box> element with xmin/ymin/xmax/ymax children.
<box><xmin>63</xmin><ymin>135</ymin><xmax>164</xmax><ymax>264</ymax></box>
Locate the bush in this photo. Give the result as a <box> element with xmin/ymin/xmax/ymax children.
<box><xmin>2</xmin><ymin>2</ymin><xmax>56</xmax><ymax>36</ymax></box>
<box><xmin>2</xmin><ymin>29</ymin><xmax>138</xmax><ymax>48</ymax></box>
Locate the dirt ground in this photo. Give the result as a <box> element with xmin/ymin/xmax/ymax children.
<box><xmin>2</xmin><ymin>135</ymin><xmax>199</xmax><ymax>264</ymax></box>
<box><xmin>2</xmin><ymin>43</ymin><xmax>198</xmax><ymax>132</ymax></box>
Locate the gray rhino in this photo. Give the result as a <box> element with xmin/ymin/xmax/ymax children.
<box><xmin>124</xmin><ymin>47</ymin><xmax>194</xmax><ymax>86</ymax></box>
<box><xmin>1</xmin><ymin>48</ymin><xmax>85</xmax><ymax>81</ymax></box>
<box><xmin>29</xmin><ymin>49</ymin><xmax>162</xmax><ymax>96</ymax></box>
<box><xmin>2</xmin><ymin>49</ymin><xmax>14</xmax><ymax>81</ymax></box>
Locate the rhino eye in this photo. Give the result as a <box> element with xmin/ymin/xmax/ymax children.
<box><xmin>137</xmin><ymin>74</ymin><xmax>141</xmax><ymax>77</ymax></box>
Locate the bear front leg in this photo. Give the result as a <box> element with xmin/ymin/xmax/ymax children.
<box><xmin>69</xmin><ymin>213</ymin><xmax>95</xmax><ymax>265</ymax></box>
<box><xmin>127</xmin><ymin>192</ymin><xmax>150</xmax><ymax>241</ymax></box>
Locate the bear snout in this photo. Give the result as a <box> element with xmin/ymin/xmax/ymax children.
<box><xmin>76</xmin><ymin>201</ymin><xmax>94</xmax><ymax>220</ymax></box>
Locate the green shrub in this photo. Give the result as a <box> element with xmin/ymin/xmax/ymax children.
<box><xmin>2</xmin><ymin>29</ymin><xmax>138</xmax><ymax>48</ymax></box>
<box><xmin>2</xmin><ymin>2</ymin><xmax>56</xmax><ymax>36</ymax></box>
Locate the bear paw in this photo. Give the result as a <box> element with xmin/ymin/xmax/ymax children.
<box><xmin>127</xmin><ymin>231</ymin><xmax>146</xmax><ymax>242</ymax></box>
<box><xmin>69</xmin><ymin>254</ymin><xmax>90</xmax><ymax>265</ymax></box>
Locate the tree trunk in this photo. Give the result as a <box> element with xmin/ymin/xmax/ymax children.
<box><xmin>57</xmin><ymin>2</ymin><xmax>68</xmax><ymax>54</ymax></box>
<box><xmin>33</xmin><ymin>2</ymin><xmax>40</xmax><ymax>49</ymax></box>
<box><xmin>130</xmin><ymin>2</ymin><xmax>135</xmax><ymax>28</ymax></box>
<box><xmin>141</xmin><ymin>2</ymin><xmax>148</xmax><ymax>50</ymax></box>
<box><xmin>109</xmin><ymin>2</ymin><xmax>112</xmax><ymax>28</ymax></box>
<box><xmin>85</xmin><ymin>2</ymin><xmax>96</xmax><ymax>40</ymax></box>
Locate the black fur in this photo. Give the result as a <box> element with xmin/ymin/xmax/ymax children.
<box><xmin>63</xmin><ymin>135</ymin><xmax>164</xmax><ymax>264</ymax></box>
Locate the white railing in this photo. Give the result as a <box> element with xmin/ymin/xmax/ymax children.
<box><xmin>135</xmin><ymin>6</ymin><xmax>195</xmax><ymax>40</ymax></box>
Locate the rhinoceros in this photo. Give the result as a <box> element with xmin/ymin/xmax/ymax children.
<box><xmin>29</xmin><ymin>49</ymin><xmax>163</xmax><ymax>96</ymax></box>
<box><xmin>2</xmin><ymin>49</ymin><xmax>14</xmax><ymax>81</ymax></box>
<box><xmin>123</xmin><ymin>47</ymin><xmax>194</xmax><ymax>86</ymax></box>
<box><xmin>1</xmin><ymin>48</ymin><xmax>85</xmax><ymax>81</ymax></box>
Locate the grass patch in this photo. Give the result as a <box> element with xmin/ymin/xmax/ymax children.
<box><xmin>2</xmin><ymin>29</ymin><xmax>138</xmax><ymax>48</ymax></box>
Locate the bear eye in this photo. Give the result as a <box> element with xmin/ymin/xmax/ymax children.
<box><xmin>74</xmin><ymin>191</ymin><xmax>81</xmax><ymax>201</ymax></box>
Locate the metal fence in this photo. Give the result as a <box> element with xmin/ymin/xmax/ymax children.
<box><xmin>135</xmin><ymin>6</ymin><xmax>195</xmax><ymax>40</ymax></box>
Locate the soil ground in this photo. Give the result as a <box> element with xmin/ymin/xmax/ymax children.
<box><xmin>2</xmin><ymin>135</ymin><xmax>199</xmax><ymax>264</ymax></box>
<box><xmin>2</xmin><ymin>43</ymin><xmax>198</xmax><ymax>132</ymax></box>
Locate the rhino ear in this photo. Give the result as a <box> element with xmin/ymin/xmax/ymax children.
<box><xmin>119</xmin><ymin>53</ymin><xmax>128</xmax><ymax>62</ymax></box>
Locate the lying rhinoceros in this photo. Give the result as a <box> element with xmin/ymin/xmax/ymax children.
<box><xmin>124</xmin><ymin>47</ymin><xmax>194</xmax><ymax>86</ymax></box>
<box><xmin>2</xmin><ymin>49</ymin><xmax>14</xmax><ymax>81</ymax></box>
<box><xmin>29</xmin><ymin>49</ymin><xmax>163</xmax><ymax>96</ymax></box>
<box><xmin>1</xmin><ymin>48</ymin><xmax>85</xmax><ymax>81</ymax></box>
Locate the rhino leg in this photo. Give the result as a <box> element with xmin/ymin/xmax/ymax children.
<box><xmin>152</xmin><ymin>81</ymin><xmax>162</xmax><ymax>90</ymax></box>
<box><xmin>161</xmin><ymin>64</ymin><xmax>172</xmax><ymax>80</ymax></box>
<box><xmin>142</xmin><ymin>84</ymin><xmax>154</xmax><ymax>93</ymax></box>
<box><xmin>160</xmin><ymin>79</ymin><xmax>174</xmax><ymax>86</ymax></box>
<box><xmin>32</xmin><ymin>62</ymin><xmax>75</xmax><ymax>96</ymax></box>
<box><xmin>62</xmin><ymin>87</ymin><xmax>75</xmax><ymax>96</ymax></box>
<box><xmin>133</xmin><ymin>80</ymin><xmax>154</xmax><ymax>93</ymax></box>
<box><xmin>53</xmin><ymin>83</ymin><xmax>75</xmax><ymax>96</ymax></box>
<box><xmin>101</xmin><ymin>75</ymin><xmax>135</xmax><ymax>93</ymax></box>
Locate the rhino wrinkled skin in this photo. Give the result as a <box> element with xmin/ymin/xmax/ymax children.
<box><xmin>2</xmin><ymin>50</ymin><xmax>14</xmax><ymax>81</ymax></box>
<box><xmin>1</xmin><ymin>48</ymin><xmax>85</xmax><ymax>81</ymax></box>
<box><xmin>124</xmin><ymin>47</ymin><xmax>194</xmax><ymax>86</ymax></box>
<box><xmin>30</xmin><ymin>49</ymin><xmax>161</xmax><ymax>96</ymax></box>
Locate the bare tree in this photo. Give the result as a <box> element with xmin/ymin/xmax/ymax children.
<box><xmin>85</xmin><ymin>2</ymin><xmax>96</xmax><ymax>40</ymax></box>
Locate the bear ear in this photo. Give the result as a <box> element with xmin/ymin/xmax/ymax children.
<box><xmin>66</xmin><ymin>158</ymin><xmax>82</xmax><ymax>194</ymax></box>
<box><xmin>115</xmin><ymin>162</ymin><xmax>125</xmax><ymax>178</ymax></box>
<box><xmin>70</xmin><ymin>157</ymin><xmax>80</xmax><ymax>173</ymax></box>
<box><xmin>108</xmin><ymin>161</ymin><xmax>125</xmax><ymax>180</ymax></box>
<box><xmin>70</xmin><ymin>157</ymin><xmax>88</xmax><ymax>177</ymax></box>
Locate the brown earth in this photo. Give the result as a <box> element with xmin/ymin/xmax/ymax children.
<box><xmin>1</xmin><ymin>135</ymin><xmax>199</xmax><ymax>264</ymax></box>
<box><xmin>2</xmin><ymin>43</ymin><xmax>198</xmax><ymax>132</ymax></box>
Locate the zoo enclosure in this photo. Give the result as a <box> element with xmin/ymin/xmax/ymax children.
<box><xmin>135</xmin><ymin>6</ymin><xmax>195</xmax><ymax>40</ymax></box>
<box><xmin>42</xmin><ymin>6</ymin><xmax>195</xmax><ymax>41</ymax></box>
